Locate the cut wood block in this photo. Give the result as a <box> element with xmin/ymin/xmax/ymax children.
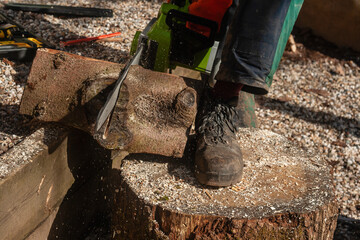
<box><xmin>296</xmin><ymin>0</ymin><xmax>360</xmax><ymax>52</ymax></box>
<box><xmin>19</xmin><ymin>48</ymin><xmax>123</xmax><ymax>133</ymax></box>
<box><xmin>111</xmin><ymin>128</ymin><xmax>338</xmax><ymax>239</ymax></box>
<box><xmin>20</xmin><ymin>49</ymin><xmax>203</xmax><ymax>158</ymax></box>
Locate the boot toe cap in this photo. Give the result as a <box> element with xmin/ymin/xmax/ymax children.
<box><xmin>195</xmin><ymin>143</ymin><xmax>243</xmax><ymax>187</ymax></box>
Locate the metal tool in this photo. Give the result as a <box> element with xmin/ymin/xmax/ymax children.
<box><xmin>95</xmin><ymin>19</ymin><xmax>156</xmax><ymax>132</ymax></box>
<box><xmin>4</xmin><ymin>2</ymin><xmax>113</xmax><ymax>17</ymax></box>
<box><xmin>0</xmin><ymin>12</ymin><xmax>52</xmax><ymax>61</ymax></box>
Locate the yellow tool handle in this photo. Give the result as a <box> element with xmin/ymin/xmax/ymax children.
<box><xmin>0</xmin><ymin>41</ymin><xmax>32</xmax><ymax>48</ymax></box>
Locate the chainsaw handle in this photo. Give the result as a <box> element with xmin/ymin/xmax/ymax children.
<box><xmin>165</xmin><ymin>9</ymin><xmax>218</xmax><ymax>47</ymax></box>
<box><xmin>168</xmin><ymin>0</ymin><xmax>187</xmax><ymax>7</ymax></box>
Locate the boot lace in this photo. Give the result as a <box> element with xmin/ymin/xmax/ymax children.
<box><xmin>198</xmin><ymin>103</ymin><xmax>239</xmax><ymax>144</ymax></box>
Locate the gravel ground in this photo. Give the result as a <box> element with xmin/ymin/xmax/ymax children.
<box><xmin>0</xmin><ymin>0</ymin><xmax>359</xmax><ymax>238</ymax></box>
<box><xmin>257</xmin><ymin>39</ymin><xmax>360</xmax><ymax>220</ymax></box>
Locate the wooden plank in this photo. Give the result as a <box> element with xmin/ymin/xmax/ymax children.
<box><xmin>0</xmin><ymin>127</ymin><xmax>73</xmax><ymax>240</ymax></box>
<box><xmin>25</xmin><ymin>208</ymin><xmax>59</xmax><ymax>240</ymax></box>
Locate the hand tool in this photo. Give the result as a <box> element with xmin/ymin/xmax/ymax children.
<box><xmin>60</xmin><ymin>32</ymin><xmax>121</xmax><ymax>46</ymax></box>
<box><xmin>4</xmin><ymin>2</ymin><xmax>113</xmax><ymax>17</ymax></box>
<box><xmin>0</xmin><ymin>12</ymin><xmax>52</xmax><ymax>61</ymax></box>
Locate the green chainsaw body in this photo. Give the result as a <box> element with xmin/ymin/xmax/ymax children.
<box><xmin>130</xmin><ymin>1</ymin><xmax>219</xmax><ymax>74</ymax></box>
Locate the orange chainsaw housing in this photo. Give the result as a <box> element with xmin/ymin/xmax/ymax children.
<box><xmin>187</xmin><ymin>0</ymin><xmax>233</xmax><ymax>36</ymax></box>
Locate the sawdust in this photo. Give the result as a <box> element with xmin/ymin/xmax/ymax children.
<box><xmin>121</xmin><ymin>128</ymin><xmax>334</xmax><ymax>219</ymax></box>
<box><xmin>133</xmin><ymin>94</ymin><xmax>175</xmax><ymax>128</ymax></box>
<box><xmin>0</xmin><ymin>125</ymin><xmax>67</xmax><ymax>180</ymax></box>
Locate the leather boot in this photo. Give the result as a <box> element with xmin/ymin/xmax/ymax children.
<box><xmin>195</xmin><ymin>90</ymin><xmax>257</xmax><ymax>187</ymax></box>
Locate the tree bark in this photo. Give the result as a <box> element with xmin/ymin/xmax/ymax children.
<box><xmin>111</xmin><ymin>128</ymin><xmax>338</xmax><ymax>239</ymax></box>
<box><xmin>20</xmin><ymin>49</ymin><xmax>203</xmax><ymax>158</ymax></box>
<box><xmin>19</xmin><ymin>48</ymin><xmax>123</xmax><ymax>133</ymax></box>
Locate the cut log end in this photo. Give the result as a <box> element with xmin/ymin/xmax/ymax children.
<box><xmin>94</xmin><ymin>66</ymin><xmax>202</xmax><ymax>158</ymax></box>
<box><xmin>111</xmin><ymin>128</ymin><xmax>338</xmax><ymax>239</ymax></box>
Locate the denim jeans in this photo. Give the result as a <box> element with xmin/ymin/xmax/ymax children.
<box><xmin>216</xmin><ymin>0</ymin><xmax>304</xmax><ymax>95</ymax></box>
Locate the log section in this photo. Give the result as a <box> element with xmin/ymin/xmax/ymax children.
<box><xmin>112</xmin><ymin>128</ymin><xmax>338</xmax><ymax>239</ymax></box>
<box><xmin>20</xmin><ymin>49</ymin><xmax>203</xmax><ymax>158</ymax></box>
<box><xmin>19</xmin><ymin>48</ymin><xmax>123</xmax><ymax>133</ymax></box>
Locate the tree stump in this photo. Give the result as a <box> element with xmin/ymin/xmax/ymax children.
<box><xmin>111</xmin><ymin>128</ymin><xmax>338</xmax><ymax>239</ymax></box>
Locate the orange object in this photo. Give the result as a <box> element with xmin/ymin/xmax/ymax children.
<box><xmin>187</xmin><ymin>0</ymin><xmax>232</xmax><ymax>36</ymax></box>
<box><xmin>60</xmin><ymin>32</ymin><xmax>121</xmax><ymax>46</ymax></box>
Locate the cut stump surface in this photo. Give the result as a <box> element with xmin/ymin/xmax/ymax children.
<box><xmin>112</xmin><ymin>128</ymin><xmax>338</xmax><ymax>239</ymax></box>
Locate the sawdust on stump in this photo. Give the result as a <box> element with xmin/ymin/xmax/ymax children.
<box><xmin>111</xmin><ymin>128</ymin><xmax>338</xmax><ymax>239</ymax></box>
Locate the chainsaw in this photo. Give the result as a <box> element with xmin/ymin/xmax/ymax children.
<box><xmin>95</xmin><ymin>0</ymin><xmax>233</xmax><ymax>132</ymax></box>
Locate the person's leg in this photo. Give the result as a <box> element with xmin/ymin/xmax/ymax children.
<box><xmin>215</xmin><ymin>0</ymin><xmax>304</xmax><ymax>95</ymax></box>
<box><xmin>195</xmin><ymin>0</ymin><xmax>303</xmax><ymax>187</ymax></box>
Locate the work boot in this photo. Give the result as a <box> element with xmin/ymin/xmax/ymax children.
<box><xmin>195</xmin><ymin>90</ymin><xmax>256</xmax><ymax>187</ymax></box>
